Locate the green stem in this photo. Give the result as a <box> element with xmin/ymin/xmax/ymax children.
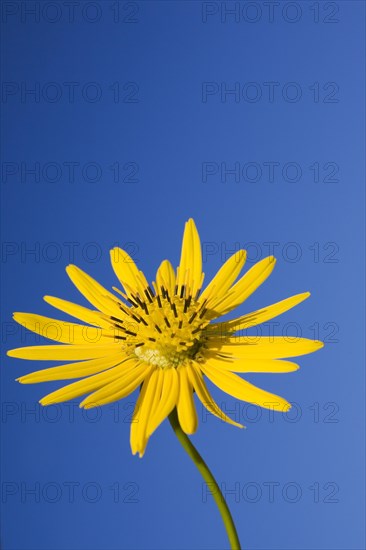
<box><xmin>168</xmin><ymin>409</ymin><xmax>242</xmax><ymax>550</ymax></box>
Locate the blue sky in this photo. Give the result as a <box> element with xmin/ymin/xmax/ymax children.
<box><xmin>1</xmin><ymin>2</ymin><xmax>365</xmax><ymax>549</ymax></box>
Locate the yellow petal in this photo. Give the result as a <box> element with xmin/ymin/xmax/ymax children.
<box><xmin>8</xmin><ymin>344</ymin><xmax>120</xmax><ymax>361</ymax></box>
<box><xmin>200</xmin><ymin>250</ymin><xmax>246</xmax><ymax>308</ymax></box>
<box><xmin>200</xmin><ymin>362</ymin><xmax>291</xmax><ymax>412</ymax></box>
<box><xmin>207</xmin><ymin>337</ymin><xmax>324</xmax><ymax>359</ymax></box>
<box><xmin>144</xmin><ymin>368</ymin><xmax>164</xmax><ymax>429</ymax></box>
<box><xmin>187</xmin><ymin>364</ymin><xmax>243</xmax><ymax>428</ymax></box>
<box><xmin>130</xmin><ymin>368</ymin><xmax>159</xmax><ymax>457</ymax></box>
<box><xmin>210</xmin><ymin>256</ymin><xmax>276</xmax><ymax>315</ymax></box>
<box><xmin>156</xmin><ymin>260</ymin><xmax>176</xmax><ymax>296</ymax></box>
<box><xmin>190</xmin><ymin>219</ymin><xmax>204</xmax><ymax>296</ymax></box>
<box><xmin>130</xmin><ymin>371</ymin><xmax>151</xmax><ymax>456</ymax></box>
<box><xmin>176</xmin><ymin>366</ymin><xmax>198</xmax><ymax>434</ymax></box>
<box><xmin>16</xmin><ymin>353</ymin><xmax>127</xmax><ymax>383</ymax></box>
<box><xmin>39</xmin><ymin>359</ymin><xmax>136</xmax><ymax>405</ymax></box>
<box><xmin>12</xmin><ymin>313</ymin><xmax>112</xmax><ymax>345</ymax></box>
<box><xmin>202</xmin><ymin>355</ymin><xmax>300</xmax><ymax>373</ymax></box>
<box><xmin>176</xmin><ymin>219</ymin><xmax>203</xmax><ymax>297</ymax></box>
<box><xmin>66</xmin><ymin>265</ymin><xmax>122</xmax><ymax>317</ymax></box>
<box><xmin>211</xmin><ymin>292</ymin><xmax>311</xmax><ymax>333</ymax></box>
<box><xmin>80</xmin><ymin>361</ymin><xmax>150</xmax><ymax>408</ymax></box>
<box><xmin>44</xmin><ymin>295</ymin><xmax>111</xmax><ymax>329</ymax></box>
<box><xmin>146</xmin><ymin>368</ymin><xmax>179</xmax><ymax>437</ymax></box>
<box><xmin>110</xmin><ymin>247</ymin><xmax>149</xmax><ymax>299</ymax></box>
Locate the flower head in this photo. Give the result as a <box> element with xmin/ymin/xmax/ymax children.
<box><xmin>8</xmin><ymin>219</ymin><xmax>323</xmax><ymax>456</ymax></box>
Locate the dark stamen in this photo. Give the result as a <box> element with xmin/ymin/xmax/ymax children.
<box><xmin>130</xmin><ymin>313</ymin><xmax>141</xmax><ymax>324</ymax></box>
<box><xmin>119</xmin><ymin>305</ymin><xmax>131</xmax><ymax>316</ymax></box>
<box><xmin>144</xmin><ymin>289</ymin><xmax>153</xmax><ymax>304</ymax></box>
<box><xmin>171</xmin><ymin>302</ymin><xmax>178</xmax><ymax>317</ymax></box>
<box><xmin>199</xmin><ymin>307</ymin><xmax>207</xmax><ymax>319</ymax></box>
<box><xmin>184</xmin><ymin>296</ymin><xmax>191</xmax><ymax>313</ymax></box>
<box><xmin>141</xmin><ymin>302</ymin><xmax>149</xmax><ymax>315</ymax></box>
<box><xmin>164</xmin><ymin>317</ymin><xmax>171</xmax><ymax>328</ymax></box>
<box><xmin>155</xmin><ymin>324</ymin><xmax>162</xmax><ymax>334</ymax></box>
<box><xmin>189</xmin><ymin>312</ymin><xmax>197</xmax><ymax>324</ymax></box>
<box><xmin>134</xmin><ymin>295</ymin><xmax>145</xmax><ymax>308</ymax></box>
<box><xmin>110</xmin><ymin>316</ymin><xmax>124</xmax><ymax>324</ymax></box>
<box><xmin>180</xmin><ymin>285</ymin><xmax>185</xmax><ymax>299</ymax></box>
<box><xmin>127</xmin><ymin>297</ymin><xmax>139</xmax><ymax>308</ymax></box>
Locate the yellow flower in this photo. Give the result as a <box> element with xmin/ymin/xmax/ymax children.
<box><xmin>8</xmin><ymin>219</ymin><xmax>323</xmax><ymax>457</ymax></box>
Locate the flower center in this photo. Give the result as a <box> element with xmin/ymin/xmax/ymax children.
<box><xmin>109</xmin><ymin>281</ymin><xmax>211</xmax><ymax>368</ymax></box>
<box><xmin>134</xmin><ymin>337</ymin><xmax>203</xmax><ymax>368</ymax></box>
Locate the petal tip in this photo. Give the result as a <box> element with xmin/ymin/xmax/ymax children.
<box><xmin>65</xmin><ymin>264</ymin><xmax>78</xmax><ymax>276</ymax></box>
<box><xmin>110</xmin><ymin>246</ymin><xmax>122</xmax><ymax>256</ymax></box>
<box><xmin>16</xmin><ymin>375</ymin><xmax>35</xmax><ymax>384</ymax></box>
<box><xmin>130</xmin><ymin>443</ymin><xmax>144</xmax><ymax>459</ymax></box>
<box><xmin>81</xmin><ymin>402</ymin><xmax>98</xmax><ymax>410</ymax></box>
